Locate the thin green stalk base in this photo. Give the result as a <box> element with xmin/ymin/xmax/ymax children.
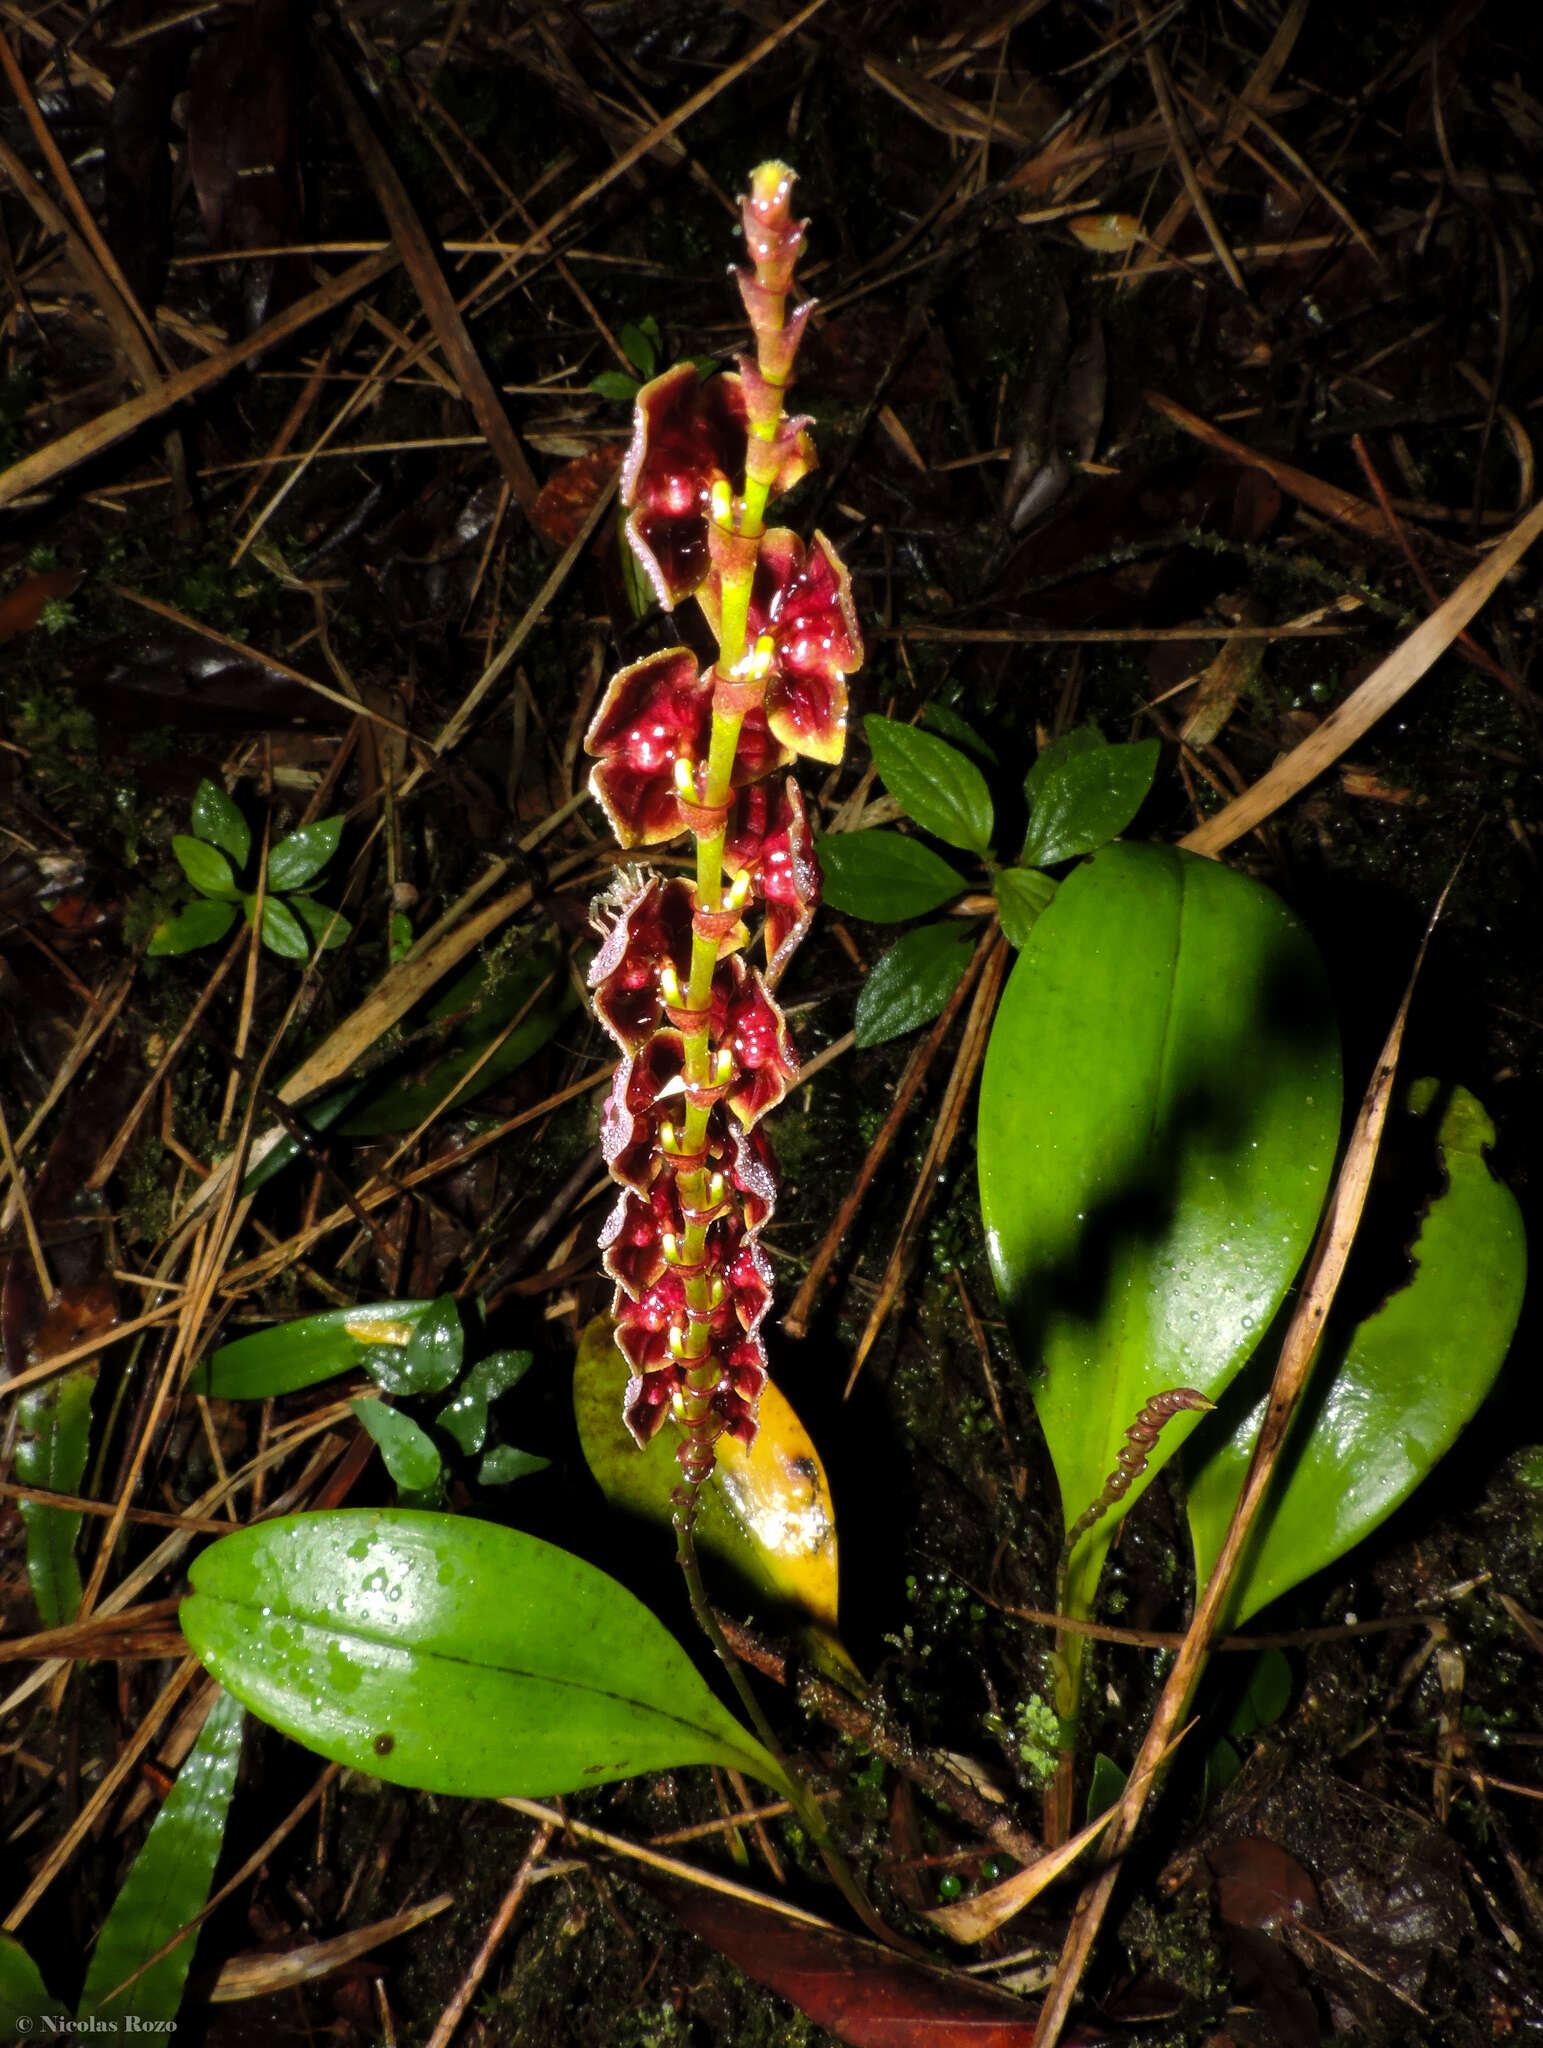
<box><xmin>671</xmin><ymin>1501</ymin><xmax>921</xmax><ymax>1955</ymax></box>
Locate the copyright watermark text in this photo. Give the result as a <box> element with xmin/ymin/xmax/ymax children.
<box><xmin>13</xmin><ymin>2019</ymin><xmax>178</xmax><ymax>2034</ymax></box>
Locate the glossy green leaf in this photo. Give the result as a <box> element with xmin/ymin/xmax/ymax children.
<box><xmin>339</xmin><ymin>938</ymin><xmax>572</xmax><ymax>1134</ymax></box>
<box><xmin>919</xmin><ymin>702</ymin><xmax>996</xmax><ymax>765</ymax></box>
<box><xmin>16</xmin><ymin>1366</ymin><xmax>96</xmax><ymax>1627</ymax></box>
<box><xmin>238</xmin><ymin>1080</ymin><xmax>371</xmax><ymax>1197</ymax></box>
<box><xmin>1202</xmin><ymin>1738</ymin><xmax>1242</xmax><ymax>1809</ymax></box>
<box><xmin>591</xmin><ymin>371</ymin><xmax>642</xmax><ymax>403</ymax></box>
<box><xmin>79</xmin><ymin>1688</ymin><xmax>244</xmax><ymax>2030</ymax></box>
<box><xmin>437</xmin><ymin>1350</ymin><xmax>533</xmax><ymax>1454</ymax></box>
<box><xmin>574</xmin><ymin>1317</ymin><xmax>849</xmax><ymax>1668</ymax></box>
<box><xmin>1023</xmin><ymin>727</ymin><xmax>1102</xmax><ymax>809</ymax></box>
<box><xmin>147</xmin><ymin>896</ymin><xmax>239</xmax><ymax>956</ymax></box>
<box><xmin>192</xmin><ymin>1300</ymin><xmax>437</xmax><ymax>1400</ymax></box>
<box><xmin>864</xmin><ymin>716</ymin><xmax>994</xmax><ymax>854</ymax></box>
<box><xmin>181</xmin><ymin>1510</ymin><xmax>787</xmax><ymax>1797</ymax></box>
<box><xmin>477</xmin><ymin>1445</ymin><xmax>550</xmax><ymax>1484</ymax></box>
<box><xmin>287</xmin><ymin>895</ymin><xmax>351</xmax><ymax>950</ymax></box>
<box><xmin>1085</xmin><ymin>1752</ymin><xmax>1127</xmax><ymax>1826</ymax></box>
<box><xmin>620</xmin><ymin>318</ymin><xmax>659</xmax><ymax>378</ymax></box>
<box><xmin>363</xmin><ymin>1294</ymin><xmax>462</xmax><ymax>1395</ymax></box>
<box><xmin>172</xmin><ymin>835</ymin><xmax>237</xmax><ymax>899</ymax></box>
<box><xmin>267</xmin><ymin>816</ymin><xmax>343</xmax><ymax>893</ymax></box>
<box><xmin>853</xmin><ymin>922</ymin><xmax>975</xmax><ymax>1048</ymax></box>
<box><xmin>0</xmin><ymin>1933</ymin><xmax>68</xmax><ymax>2038</ymax></box>
<box><xmin>352</xmin><ymin>1399</ymin><xmax>443</xmax><ymax>1496</ymax></box>
<box><xmin>993</xmin><ymin>867</ymin><xmax>1057</xmax><ymax>949</ymax></box>
<box><xmin>978</xmin><ymin>842</ymin><xmax>1341</xmax><ymax>1644</ymax></box>
<box><xmin>191</xmin><ymin>779</ymin><xmax>250</xmax><ymax>869</ymax></box>
<box><xmin>1227</xmin><ymin>1647</ymin><xmax>1292</xmax><ymax>1739</ymax></box>
<box><xmin>818</xmin><ymin>830</ymin><xmax>967</xmax><ymax>922</ymax></box>
<box><xmin>1185</xmin><ymin>1082</ymin><xmax>1526</xmax><ymax>1630</ymax></box>
<box><xmin>254</xmin><ymin>894</ymin><xmax>309</xmax><ymax>960</ymax></box>
<box><xmin>1020</xmin><ymin>736</ymin><xmax>1160</xmax><ymax>868</ymax></box>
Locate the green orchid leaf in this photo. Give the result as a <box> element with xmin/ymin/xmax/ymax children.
<box><xmin>181</xmin><ymin>1510</ymin><xmax>788</xmax><ymax>1797</ymax></box>
<box><xmin>255</xmin><ymin>895</ymin><xmax>310</xmax><ymax>960</ymax></box>
<box><xmin>864</xmin><ymin>715</ymin><xmax>994</xmax><ymax>855</ymax></box>
<box><xmin>1185</xmin><ymin>1082</ymin><xmax>1526</xmax><ymax>1630</ymax></box>
<box><xmin>287</xmin><ymin>895</ymin><xmax>352</xmax><ymax>950</ymax></box>
<box><xmin>15</xmin><ymin>1366</ymin><xmax>96</xmax><ymax>1628</ymax></box>
<box><xmin>147</xmin><ymin>896</ymin><xmax>239</xmax><ymax>956</ymax></box>
<box><xmin>919</xmin><ymin>702</ymin><xmax>997</xmax><ymax>766</ymax></box>
<box><xmin>191</xmin><ymin>779</ymin><xmax>250</xmax><ymax>869</ymax></box>
<box><xmin>192</xmin><ymin>1300</ymin><xmax>437</xmax><ymax>1399</ymax></box>
<box><xmin>574</xmin><ymin>1316</ymin><xmax>853</xmax><ymax>1677</ymax></box>
<box><xmin>591</xmin><ymin>370</ymin><xmax>642</xmax><ymax>403</ymax></box>
<box><xmin>476</xmin><ymin>1445</ymin><xmax>550</xmax><ymax>1485</ymax></box>
<box><xmin>79</xmin><ymin>1688</ymin><xmax>244</xmax><ymax>2029</ymax></box>
<box><xmin>352</xmin><ymin>1399</ymin><xmax>443</xmax><ymax>1497</ymax></box>
<box><xmin>266</xmin><ymin>816</ymin><xmax>343</xmax><ymax>893</ymax></box>
<box><xmin>818</xmin><ymin>830</ymin><xmax>967</xmax><ymax>922</ymax></box>
<box><xmin>994</xmin><ymin>867</ymin><xmax>1057</xmax><ymax>949</ymax></box>
<box><xmin>172</xmin><ymin>835</ymin><xmax>238</xmax><ymax>899</ymax></box>
<box><xmin>437</xmin><ymin>1349</ymin><xmax>533</xmax><ymax>1455</ymax></box>
<box><xmin>339</xmin><ymin>937</ymin><xmax>573</xmax><ymax>1135</ymax></box>
<box><xmin>238</xmin><ymin>1080</ymin><xmax>371</xmax><ymax>1198</ymax></box>
<box><xmin>1021</xmin><ymin>735</ymin><xmax>1161</xmax><ymax>868</ymax></box>
<box><xmin>364</xmin><ymin>1294</ymin><xmax>462</xmax><ymax>1395</ymax></box>
<box><xmin>854</xmin><ymin>922</ymin><xmax>975</xmax><ymax>1048</ymax></box>
<box><xmin>978</xmin><ymin>842</ymin><xmax>1341</xmax><ymax>1655</ymax></box>
<box><xmin>0</xmin><ymin>1933</ymin><xmax>68</xmax><ymax>2038</ymax></box>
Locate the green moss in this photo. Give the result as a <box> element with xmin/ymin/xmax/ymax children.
<box><xmin>1119</xmin><ymin>1891</ymin><xmax>1225</xmax><ymax>2006</ymax></box>
<box><xmin>119</xmin><ymin>1137</ymin><xmax>174</xmax><ymax>1246</ymax></box>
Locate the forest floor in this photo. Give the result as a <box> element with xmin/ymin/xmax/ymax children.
<box><xmin>2</xmin><ymin>2</ymin><xmax>1543</xmax><ymax>2045</ymax></box>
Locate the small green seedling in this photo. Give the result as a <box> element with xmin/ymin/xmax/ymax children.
<box><xmin>148</xmin><ymin>779</ymin><xmax>351</xmax><ymax>961</ymax></box>
<box><xmin>193</xmin><ymin>1295</ymin><xmax>549</xmax><ymax>1503</ymax></box>
<box><xmin>588</xmin><ymin>315</ymin><xmax>716</xmax><ymax>406</ymax></box>
<box><xmin>820</xmin><ymin>717</ymin><xmax>1159</xmax><ymax>1045</ymax></box>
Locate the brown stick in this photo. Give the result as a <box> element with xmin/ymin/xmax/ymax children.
<box><xmin>317</xmin><ymin>38</ymin><xmax>542</xmax><ymax>520</ymax></box>
<box><xmin>1180</xmin><ymin>492</ymin><xmax>1543</xmax><ymax>857</ymax></box>
<box><xmin>845</xmin><ymin>931</ymin><xmax>1010</xmax><ymax>1395</ymax></box>
<box><xmin>782</xmin><ymin>923</ymin><xmax>997</xmax><ymax>1338</ymax></box>
<box><xmin>423</xmin><ymin>1824</ymin><xmax>556</xmax><ymax>2048</ymax></box>
<box><xmin>0</xmin><ymin>251</ymin><xmax>398</xmax><ymax>511</ymax></box>
<box><xmin>1146</xmin><ymin>389</ymin><xmax>1391</xmax><ymax>540</ymax></box>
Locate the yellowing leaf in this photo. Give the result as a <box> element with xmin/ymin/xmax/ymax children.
<box><xmin>574</xmin><ymin>1316</ymin><xmax>856</xmax><ymax>1678</ymax></box>
<box><xmin>1068</xmin><ymin>212</ymin><xmax>1141</xmax><ymax>253</ymax></box>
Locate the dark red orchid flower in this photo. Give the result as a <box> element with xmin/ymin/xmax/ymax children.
<box><xmin>623</xmin><ymin>365</ymin><xmax>815</xmax><ymax>610</ymax></box>
<box><xmin>586</xmin><ymin>649</ymin><xmax>792</xmax><ymax>849</ymax></box>
<box><xmin>700</xmin><ymin>530</ymin><xmax>860</xmax><ymax>766</ymax></box>
<box><xmin>723</xmin><ymin>778</ymin><xmax>820</xmax><ymax>987</ymax></box>
<box><xmin>622</xmin><ymin>1329</ymin><xmax>768</xmax><ymax>1451</ymax></box>
<box><xmin>721</xmin><ymin>959</ymin><xmax>798</xmax><ymax>1129</ymax></box>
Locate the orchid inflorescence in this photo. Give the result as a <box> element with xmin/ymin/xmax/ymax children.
<box><xmin>584</xmin><ymin>162</ymin><xmax>861</xmax><ymax>1511</ymax></box>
